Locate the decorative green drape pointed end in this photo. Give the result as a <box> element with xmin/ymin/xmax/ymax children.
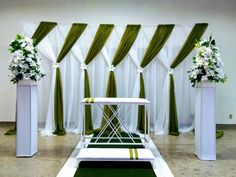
<box><xmin>53</xmin><ymin>129</ymin><xmax>66</xmax><ymax>136</ymax></box>
<box><xmin>4</xmin><ymin>124</ymin><xmax>16</xmax><ymax>135</ymax></box>
<box><xmin>32</xmin><ymin>21</ymin><xmax>57</xmax><ymax>46</ymax></box>
<box><xmin>5</xmin><ymin>109</ymin><xmax>17</xmax><ymax>135</ymax></box>
<box><xmin>169</xmin><ymin>131</ymin><xmax>180</xmax><ymax>136</ymax></box>
<box><xmin>54</xmin><ymin>68</ymin><xmax>66</xmax><ymax>136</ymax></box>
<box><xmin>216</xmin><ymin>130</ymin><xmax>224</xmax><ymax>139</ymax></box>
<box><xmin>85</xmin><ymin>130</ymin><xmax>94</xmax><ymax>135</ymax></box>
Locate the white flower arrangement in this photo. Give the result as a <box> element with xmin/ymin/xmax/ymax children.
<box><xmin>8</xmin><ymin>34</ymin><xmax>45</xmax><ymax>84</ymax></box>
<box><xmin>188</xmin><ymin>36</ymin><xmax>227</xmax><ymax>87</ymax></box>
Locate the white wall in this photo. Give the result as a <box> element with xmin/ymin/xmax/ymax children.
<box><xmin>0</xmin><ymin>0</ymin><xmax>236</xmax><ymax>123</ymax></box>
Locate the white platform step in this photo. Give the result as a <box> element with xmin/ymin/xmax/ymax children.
<box><xmin>81</xmin><ymin>97</ymin><xmax>150</xmax><ymax>105</ymax></box>
<box><xmin>76</xmin><ymin>148</ymin><xmax>155</xmax><ymax>161</ymax></box>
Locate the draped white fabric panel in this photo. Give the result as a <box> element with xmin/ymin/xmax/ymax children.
<box><xmin>22</xmin><ymin>22</ymin><xmax>195</xmax><ymax>135</ymax></box>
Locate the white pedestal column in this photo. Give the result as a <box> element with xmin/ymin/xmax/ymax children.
<box><xmin>195</xmin><ymin>82</ymin><xmax>216</xmax><ymax>160</ymax></box>
<box><xmin>16</xmin><ymin>80</ymin><xmax>38</xmax><ymax>157</ymax></box>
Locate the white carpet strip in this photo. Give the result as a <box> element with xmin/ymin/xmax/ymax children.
<box><xmin>57</xmin><ymin>137</ymin><xmax>174</xmax><ymax>177</ymax></box>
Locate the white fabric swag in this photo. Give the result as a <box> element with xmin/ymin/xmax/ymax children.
<box><xmin>22</xmin><ymin>22</ymin><xmax>195</xmax><ymax>135</ymax></box>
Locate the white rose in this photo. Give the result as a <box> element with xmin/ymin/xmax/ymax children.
<box><xmin>13</xmin><ymin>56</ymin><xmax>21</xmax><ymax>64</ymax></box>
<box><xmin>201</xmin><ymin>75</ymin><xmax>208</xmax><ymax>81</ymax></box>
<box><xmin>196</xmin><ymin>57</ymin><xmax>204</xmax><ymax>66</ymax></box>
<box><xmin>13</xmin><ymin>50</ymin><xmax>24</xmax><ymax>58</ymax></box>
<box><xmin>25</xmin><ymin>46</ymin><xmax>34</xmax><ymax>52</ymax></box>
<box><xmin>20</xmin><ymin>42</ymin><xmax>27</xmax><ymax>48</ymax></box>
<box><xmin>30</xmin><ymin>61</ymin><xmax>36</xmax><ymax>67</ymax></box>
<box><xmin>26</xmin><ymin>57</ymin><xmax>32</xmax><ymax>62</ymax></box>
<box><xmin>23</xmin><ymin>73</ymin><xmax>30</xmax><ymax>80</ymax></box>
<box><xmin>24</xmin><ymin>37</ymin><xmax>33</xmax><ymax>45</ymax></box>
<box><xmin>204</xmin><ymin>47</ymin><xmax>212</xmax><ymax>55</ymax></box>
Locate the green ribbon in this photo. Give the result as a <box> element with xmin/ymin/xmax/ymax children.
<box><xmin>129</xmin><ymin>149</ymin><xmax>134</xmax><ymax>160</ymax></box>
<box><xmin>129</xmin><ymin>149</ymin><xmax>138</xmax><ymax>160</ymax></box>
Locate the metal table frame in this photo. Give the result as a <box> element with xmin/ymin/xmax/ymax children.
<box><xmin>80</xmin><ymin>97</ymin><xmax>150</xmax><ymax>148</ymax></box>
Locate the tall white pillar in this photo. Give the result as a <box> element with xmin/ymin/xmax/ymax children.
<box><xmin>16</xmin><ymin>80</ymin><xmax>38</xmax><ymax>157</ymax></box>
<box><xmin>195</xmin><ymin>82</ymin><xmax>216</xmax><ymax>160</ymax></box>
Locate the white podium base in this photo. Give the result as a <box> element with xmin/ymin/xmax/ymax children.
<box><xmin>16</xmin><ymin>80</ymin><xmax>38</xmax><ymax>157</ymax></box>
<box><xmin>195</xmin><ymin>82</ymin><xmax>216</xmax><ymax>160</ymax></box>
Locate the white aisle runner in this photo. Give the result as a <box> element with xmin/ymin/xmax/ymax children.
<box><xmin>57</xmin><ymin>137</ymin><xmax>174</xmax><ymax>177</ymax></box>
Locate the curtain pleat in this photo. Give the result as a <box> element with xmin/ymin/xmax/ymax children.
<box><xmin>84</xmin><ymin>70</ymin><xmax>93</xmax><ymax>134</ymax></box>
<box><xmin>32</xmin><ymin>21</ymin><xmax>57</xmax><ymax>46</ymax></box>
<box><xmin>101</xmin><ymin>71</ymin><xmax>118</xmax><ymax>129</ymax></box>
<box><xmin>169</xmin><ymin>23</ymin><xmax>208</xmax><ymax>135</ymax></box>
<box><xmin>54</xmin><ymin>68</ymin><xmax>65</xmax><ymax>135</ymax></box>
<box><xmin>5</xmin><ymin>21</ymin><xmax>57</xmax><ymax>135</ymax></box>
<box><xmin>54</xmin><ymin>23</ymin><xmax>87</xmax><ymax>135</ymax></box>
<box><xmin>83</xmin><ymin>24</ymin><xmax>114</xmax><ymax>134</ymax></box>
<box><xmin>101</xmin><ymin>25</ymin><xmax>141</xmax><ymax>130</ymax></box>
<box><xmin>137</xmin><ymin>25</ymin><xmax>174</xmax><ymax>132</ymax></box>
<box><xmin>169</xmin><ymin>74</ymin><xmax>179</xmax><ymax>135</ymax></box>
<box><xmin>137</xmin><ymin>73</ymin><xmax>147</xmax><ymax>133</ymax></box>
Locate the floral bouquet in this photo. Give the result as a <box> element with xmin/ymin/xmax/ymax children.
<box><xmin>8</xmin><ymin>34</ymin><xmax>45</xmax><ymax>84</ymax></box>
<box><xmin>188</xmin><ymin>36</ymin><xmax>227</xmax><ymax>87</ymax></box>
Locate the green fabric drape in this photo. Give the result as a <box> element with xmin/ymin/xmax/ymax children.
<box><xmin>137</xmin><ymin>73</ymin><xmax>147</xmax><ymax>133</ymax></box>
<box><xmin>83</xmin><ymin>24</ymin><xmax>114</xmax><ymax>134</ymax></box>
<box><xmin>102</xmin><ymin>71</ymin><xmax>119</xmax><ymax>130</ymax></box>
<box><xmin>169</xmin><ymin>23</ymin><xmax>208</xmax><ymax>135</ymax></box>
<box><xmin>137</xmin><ymin>25</ymin><xmax>174</xmax><ymax>132</ymax></box>
<box><xmin>4</xmin><ymin>103</ymin><xmax>17</xmax><ymax>135</ymax></box>
<box><xmin>112</xmin><ymin>25</ymin><xmax>141</xmax><ymax>66</ymax></box>
<box><xmin>101</xmin><ymin>25</ymin><xmax>141</xmax><ymax>130</ymax></box>
<box><xmin>140</xmin><ymin>25</ymin><xmax>175</xmax><ymax>68</ymax></box>
<box><xmin>32</xmin><ymin>21</ymin><xmax>57</xmax><ymax>46</ymax></box>
<box><xmin>57</xmin><ymin>23</ymin><xmax>87</xmax><ymax>63</ymax></box>
<box><xmin>170</xmin><ymin>23</ymin><xmax>208</xmax><ymax>68</ymax></box>
<box><xmin>84</xmin><ymin>70</ymin><xmax>93</xmax><ymax>134</ymax></box>
<box><xmin>85</xmin><ymin>24</ymin><xmax>114</xmax><ymax>64</ymax></box>
<box><xmin>169</xmin><ymin>74</ymin><xmax>179</xmax><ymax>135</ymax></box>
<box><xmin>5</xmin><ymin>21</ymin><xmax>57</xmax><ymax>135</ymax></box>
<box><xmin>54</xmin><ymin>68</ymin><xmax>64</xmax><ymax>135</ymax></box>
<box><xmin>54</xmin><ymin>23</ymin><xmax>87</xmax><ymax>135</ymax></box>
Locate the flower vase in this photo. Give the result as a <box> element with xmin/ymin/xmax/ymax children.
<box><xmin>16</xmin><ymin>79</ymin><xmax>38</xmax><ymax>157</ymax></box>
<box><xmin>195</xmin><ymin>81</ymin><xmax>216</xmax><ymax>160</ymax></box>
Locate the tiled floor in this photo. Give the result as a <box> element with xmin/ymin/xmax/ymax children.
<box><xmin>151</xmin><ymin>130</ymin><xmax>236</xmax><ymax>177</ymax></box>
<box><xmin>0</xmin><ymin>123</ymin><xmax>235</xmax><ymax>177</ymax></box>
<box><xmin>0</xmin><ymin>123</ymin><xmax>79</xmax><ymax>177</ymax></box>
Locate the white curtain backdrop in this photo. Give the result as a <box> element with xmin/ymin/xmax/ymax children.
<box><xmin>22</xmin><ymin>22</ymin><xmax>195</xmax><ymax>135</ymax></box>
